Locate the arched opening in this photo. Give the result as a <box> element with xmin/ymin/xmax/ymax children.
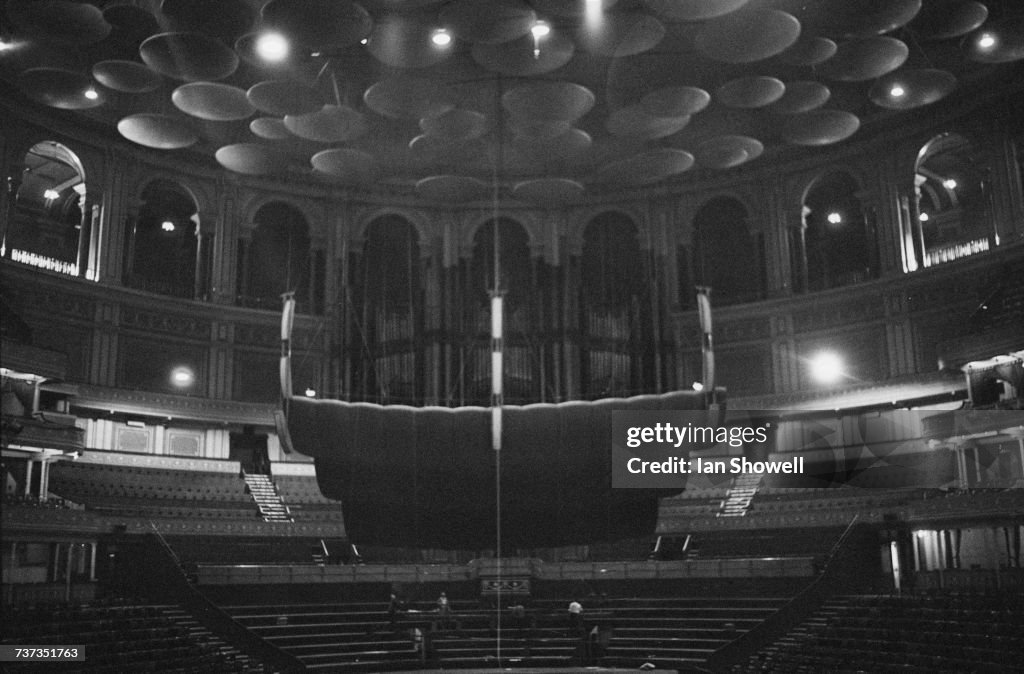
<box><xmin>915</xmin><ymin>132</ymin><xmax>991</xmax><ymax>266</ymax></box>
<box><xmin>693</xmin><ymin>197</ymin><xmax>763</xmax><ymax>305</ymax></box>
<box><xmin>580</xmin><ymin>212</ymin><xmax>647</xmax><ymax>398</ymax></box>
<box><xmin>803</xmin><ymin>172</ymin><xmax>872</xmax><ymax>291</ymax></box>
<box><xmin>353</xmin><ymin>215</ymin><xmax>422</xmax><ymax>403</ymax></box>
<box><xmin>8</xmin><ymin>141</ymin><xmax>89</xmax><ymax>277</ymax></box>
<box><xmin>124</xmin><ymin>180</ymin><xmax>198</xmax><ymax>298</ymax></box>
<box><xmin>468</xmin><ymin>218</ymin><xmax>533</xmax><ymax>404</ymax></box>
<box><xmin>242</xmin><ymin>202</ymin><xmax>312</xmax><ymax>311</ymax></box>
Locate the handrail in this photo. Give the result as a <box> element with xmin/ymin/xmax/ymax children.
<box><xmin>138</xmin><ymin>528</ymin><xmax>306</xmax><ymax>673</ymax></box>
<box><xmin>701</xmin><ymin>516</ymin><xmax>870</xmax><ymax>672</ymax></box>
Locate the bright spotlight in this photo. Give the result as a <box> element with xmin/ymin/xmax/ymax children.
<box><xmin>691</xmin><ymin>381</ymin><xmax>704</xmax><ymax>392</ymax></box>
<box><xmin>171</xmin><ymin>367</ymin><xmax>195</xmax><ymax>388</ymax></box>
<box><xmin>531</xmin><ymin>22</ymin><xmax>551</xmax><ymax>39</ymax></box>
<box><xmin>84</xmin><ymin>87</ymin><xmax>99</xmax><ymax>100</ymax></box>
<box><xmin>889</xmin><ymin>84</ymin><xmax>905</xmax><ymax>98</ymax></box>
<box><xmin>977</xmin><ymin>32</ymin><xmax>996</xmax><ymax>50</ymax></box>
<box><xmin>432</xmin><ymin>28</ymin><xmax>452</xmax><ymax>46</ymax></box>
<box><xmin>919</xmin><ymin>212</ymin><xmax>929</xmax><ymax>222</ymax></box>
<box><xmin>256</xmin><ymin>32</ymin><xmax>290</xmax><ymax>62</ymax></box>
<box><xmin>943</xmin><ymin>178</ymin><xmax>957</xmax><ymax>190</ymax></box>
<box><xmin>161</xmin><ymin>220</ymin><xmax>175</xmax><ymax>232</ymax></box>
<box><xmin>827</xmin><ymin>211</ymin><xmax>842</xmax><ymax>225</ymax></box>
<box><xmin>43</xmin><ymin>188</ymin><xmax>60</xmax><ymax>200</ymax></box>
<box><xmin>809</xmin><ymin>351</ymin><xmax>844</xmax><ymax>384</ymax></box>
<box><xmin>304</xmin><ymin>387</ymin><xmax>317</xmax><ymax>398</ymax></box>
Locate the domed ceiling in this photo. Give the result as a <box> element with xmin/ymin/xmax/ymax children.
<box><xmin>1</xmin><ymin>0</ymin><xmax>1022</xmax><ymax>204</ymax></box>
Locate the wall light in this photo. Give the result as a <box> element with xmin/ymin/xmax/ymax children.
<box><xmin>171</xmin><ymin>367</ymin><xmax>195</xmax><ymax>388</ymax></box>
<box><xmin>942</xmin><ymin>178</ymin><xmax>957</xmax><ymax>190</ymax></box>
<box><xmin>161</xmin><ymin>220</ymin><xmax>175</xmax><ymax>232</ymax></box>
<box><xmin>919</xmin><ymin>212</ymin><xmax>929</xmax><ymax>222</ymax></box>
<box><xmin>827</xmin><ymin>211</ymin><xmax>842</xmax><ymax>225</ymax></box>
<box><xmin>809</xmin><ymin>351</ymin><xmax>844</xmax><ymax>384</ymax></box>
<box><xmin>304</xmin><ymin>387</ymin><xmax>316</xmax><ymax>398</ymax></box>
<box><xmin>43</xmin><ymin>189</ymin><xmax>60</xmax><ymax>200</ymax></box>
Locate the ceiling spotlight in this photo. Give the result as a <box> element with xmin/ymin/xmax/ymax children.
<box><xmin>691</xmin><ymin>381</ymin><xmax>704</xmax><ymax>392</ymax></box>
<box><xmin>809</xmin><ymin>351</ymin><xmax>844</xmax><ymax>385</ymax></box>
<box><xmin>977</xmin><ymin>32</ymin><xmax>996</xmax><ymax>50</ymax></box>
<box><xmin>161</xmin><ymin>220</ymin><xmax>175</xmax><ymax>232</ymax></box>
<box><xmin>432</xmin><ymin>28</ymin><xmax>452</xmax><ymax>47</ymax></box>
<box><xmin>0</xmin><ymin>38</ymin><xmax>14</xmax><ymax>52</ymax></box>
<box><xmin>43</xmin><ymin>188</ymin><xmax>60</xmax><ymax>200</ymax></box>
<box><xmin>360</xmin><ymin>37</ymin><xmax>368</xmax><ymax>45</ymax></box>
<box><xmin>827</xmin><ymin>211</ymin><xmax>842</xmax><ymax>224</ymax></box>
<box><xmin>84</xmin><ymin>87</ymin><xmax>99</xmax><ymax>100</ymax></box>
<box><xmin>919</xmin><ymin>212</ymin><xmax>929</xmax><ymax>222</ymax></box>
<box><xmin>304</xmin><ymin>387</ymin><xmax>317</xmax><ymax>398</ymax></box>
<box><xmin>943</xmin><ymin>178</ymin><xmax>957</xmax><ymax>190</ymax></box>
<box><xmin>889</xmin><ymin>84</ymin><xmax>905</xmax><ymax>98</ymax></box>
<box><xmin>531</xmin><ymin>22</ymin><xmax>551</xmax><ymax>39</ymax></box>
<box><xmin>256</xmin><ymin>32</ymin><xmax>290</xmax><ymax>62</ymax></box>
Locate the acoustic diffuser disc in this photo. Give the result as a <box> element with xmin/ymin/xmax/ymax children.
<box><xmin>172</xmin><ymin>82</ymin><xmax>255</xmax><ymax>121</ymax></box>
<box><xmin>92</xmin><ymin>60</ymin><xmax>162</xmax><ymax>93</ymax></box>
<box><xmin>261</xmin><ymin>0</ymin><xmax>372</xmax><ymax>50</ymax></box>
<box><xmin>118</xmin><ymin>113</ymin><xmax>198</xmax><ymax>149</ymax></box>
<box><xmin>820</xmin><ymin>37</ymin><xmax>909</xmax><ymax>81</ymax></box>
<box><xmin>782</xmin><ymin>110</ymin><xmax>861</xmax><ymax>146</ymax></box>
<box><xmin>439</xmin><ymin>0</ymin><xmax>536</xmax><ymax>44</ymax></box>
<box><xmin>642</xmin><ymin>0</ymin><xmax>749</xmax><ymax>22</ymax></box>
<box><xmin>911</xmin><ymin>0</ymin><xmax>988</xmax><ymax>40</ymax></box>
<box><xmin>597</xmin><ymin>148</ymin><xmax>695</xmax><ymax>185</ymax></box>
<box><xmin>715</xmin><ymin>76</ymin><xmax>785</xmax><ymax>109</ymax></box>
<box><xmin>767</xmin><ymin>81</ymin><xmax>831</xmax><ymax>114</ymax></box>
<box><xmin>695</xmin><ymin>9</ymin><xmax>801</xmax><ymax>64</ymax></box>
<box><xmin>140</xmin><ymin>32</ymin><xmax>239</xmax><ymax>82</ymax></box>
<box><xmin>695</xmin><ymin>135</ymin><xmax>763</xmax><ymax>169</ymax></box>
<box><xmin>284</xmin><ymin>105</ymin><xmax>367</xmax><ymax>143</ymax></box>
<box><xmin>577</xmin><ymin>11</ymin><xmax>665</xmax><ymax>57</ymax></box>
<box><xmin>311</xmin><ymin>149</ymin><xmax>379</xmax><ymax>184</ymax></box>
<box><xmin>415</xmin><ymin>175</ymin><xmax>490</xmax><ymax>202</ymax></box>
<box><xmin>6</xmin><ymin>0</ymin><xmax>111</xmax><ymax>45</ymax></box>
<box><xmin>17</xmin><ymin>68</ymin><xmax>105</xmax><ymax>110</ymax></box>
<box><xmin>502</xmin><ymin>81</ymin><xmax>595</xmax><ymax>122</ymax></box>
<box><xmin>247</xmin><ymin>80</ymin><xmax>322</xmax><ymax>116</ymax></box>
<box><xmin>607</xmin><ymin>106</ymin><xmax>690</xmax><ymax>139</ymax></box>
<box><xmin>250</xmin><ymin>117</ymin><xmax>292</xmax><ymax>140</ymax></box>
<box><xmin>364</xmin><ymin>76</ymin><xmax>454</xmax><ymax>120</ymax></box>
<box><xmin>640</xmin><ymin>86</ymin><xmax>711</xmax><ymax>118</ymax></box>
<box><xmin>472</xmin><ymin>30</ymin><xmax>575</xmax><ymax>76</ymax></box>
<box><xmin>869</xmin><ymin>69</ymin><xmax>957</xmax><ymax>110</ymax></box>
<box><xmin>216</xmin><ymin>143</ymin><xmax>282</xmax><ymax>175</ymax></box>
<box><xmin>512</xmin><ymin>178</ymin><xmax>584</xmax><ymax>205</ymax></box>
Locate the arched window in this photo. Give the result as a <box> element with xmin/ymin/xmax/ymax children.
<box><xmin>802</xmin><ymin>172</ymin><xmax>873</xmax><ymax>291</ymax></box>
<box><xmin>353</xmin><ymin>216</ymin><xmax>421</xmax><ymax>403</ymax></box>
<box><xmin>915</xmin><ymin>132</ymin><xmax>991</xmax><ymax>266</ymax></box>
<box><xmin>124</xmin><ymin>180</ymin><xmax>198</xmax><ymax>298</ymax></box>
<box><xmin>581</xmin><ymin>212</ymin><xmax>646</xmax><ymax>398</ymax></box>
<box><xmin>693</xmin><ymin>197</ymin><xmax>763</xmax><ymax>304</ymax></box>
<box><xmin>8</xmin><ymin>141</ymin><xmax>89</xmax><ymax>277</ymax></box>
<box><xmin>242</xmin><ymin>202</ymin><xmax>312</xmax><ymax>311</ymax></box>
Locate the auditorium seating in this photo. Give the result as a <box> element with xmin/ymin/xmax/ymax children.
<box><xmin>734</xmin><ymin>592</ymin><xmax>1024</xmax><ymax>673</ymax></box>
<box><xmin>0</xmin><ymin>599</ymin><xmax>265</xmax><ymax>673</ymax></box>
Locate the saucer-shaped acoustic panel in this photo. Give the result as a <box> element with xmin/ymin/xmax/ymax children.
<box><xmin>140</xmin><ymin>32</ymin><xmax>239</xmax><ymax>82</ymax></box>
<box><xmin>695</xmin><ymin>135</ymin><xmax>763</xmax><ymax>169</ymax></box>
<box><xmin>532</xmin><ymin>0</ymin><xmax>618</xmax><ymax>16</ymax></box>
<box><xmin>247</xmin><ymin>80</ymin><xmax>322</xmax><ymax>116</ymax></box>
<box><xmin>513</xmin><ymin>127</ymin><xmax>592</xmax><ymax>160</ymax></box>
<box><xmin>767</xmin><ymin>81</ymin><xmax>831</xmax><ymax>114</ymax></box>
<box><xmin>472</xmin><ymin>30</ymin><xmax>575</xmax><ymax>75</ymax></box>
<box><xmin>416</xmin><ymin>175</ymin><xmax>490</xmax><ymax>202</ymax></box>
<box><xmin>118</xmin><ymin>113</ymin><xmax>198</xmax><ymax>149</ymax></box>
<box><xmin>716</xmin><ymin>76</ymin><xmax>785</xmax><ymax>109</ymax></box>
<box><xmin>364</xmin><ymin>76</ymin><xmax>454</xmax><ymax>120</ymax></box>
<box><xmin>173</xmin><ymin>83</ymin><xmax>255</xmax><ymax>121</ymax></box>
<box><xmin>250</xmin><ymin>117</ymin><xmax>292</xmax><ymax>140</ymax></box>
<box><xmin>103</xmin><ymin>5</ymin><xmax>161</xmax><ymax>50</ymax></box>
<box><xmin>285</xmin><ymin>105</ymin><xmax>368</xmax><ymax>143</ymax></box>
<box><xmin>510</xmin><ymin>119</ymin><xmax>570</xmax><ymax>140</ymax></box>
<box><xmin>420</xmin><ymin>109</ymin><xmax>488</xmax><ymax>141</ymax></box>
<box><xmin>409</xmin><ymin>135</ymin><xmax>489</xmax><ymax>165</ymax></box>
<box><xmin>606</xmin><ymin>106</ymin><xmax>690</xmax><ymax>139</ymax></box>
<box><xmin>782</xmin><ymin>110</ymin><xmax>860</xmax><ymax>145</ymax></box>
<box><xmin>512</xmin><ymin>178</ymin><xmax>584</xmax><ymax>205</ymax></box>
<box><xmin>869</xmin><ymin>69</ymin><xmax>957</xmax><ymax>110</ymax></box>
<box><xmin>809</xmin><ymin>0</ymin><xmax>922</xmax><ymax>38</ymax></box>
<box><xmin>578</xmin><ymin>11</ymin><xmax>665</xmax><ymax>57</ymax></box>
<box><xmin>92</xmin><ymin>60</ymin><xmax>162</xmax><ymax>94</ymax></box>
<box><xmin>502</xmin><ymin>81</ymin><xmax>595</xmax><ymax>122</ymax></box>
<box><xmin>216</xmin><ymin>144</ymin><xmax>282</xmax><ymax>175</ymax></box>
<box><xmin>819</xmin><ymin>37</ymin><xmax>909</xmax><ymax>81</ymax></box>
<box><xmin>778</xmin><ymin>36</ymin><xmax>838</xmax><ymax>67</ymax></box>
<box><xmin>368</xmin><ymin>11</ymin><xmax>452</xmax><ymax>69</ymax></box>
<box><xmin>640</xmin><ymin>86</ymin><xmax>711</xmax><ymax>118</ymax></box>
<box><xmin>160</xmin><ymin>0</ymin><xmax>256</xmax><ymax>41</ymax></box>
<box><xmin>642</xmin><ymin>0</ymin><xmax>749</xmax><ymax>21</ymax></box>
<box><xmin>596</xmin><ymin>149</ymin><xmax>695</xmax><ymax>185</ymax></box>
<box><xmin>17</xmin><ymin>68</ymin><xmax>105</xmax><ymax>109</ymax></box>
<box><xmin>440</xmin><ymin>0</ymin><xmax>536</xmax><ymax>44</ymax></box>
<box><xmin>695</xmin><ymin>9</ymin><xmax>801</xmax><ymax>64</ymax></box>
<box><xmin>312</xmin><ymin>149</ymin><xmax>379</xmax><ymax>184</ymax></box>
<box><xmin>261</xmin><ymin>0</ymin><xmax>372</xmax><ymax>50</ymax></box>
<box><xmin>910</xmin><ymin>0</ymin><xmax>988</xmax><ymax>40</ymax></box>
<box><xmin>6</xmin><ymin>0</ymin><xmax>111</xmax><ymax>45</ymax></box>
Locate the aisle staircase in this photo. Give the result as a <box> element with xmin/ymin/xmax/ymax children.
<box><xmin>717</xmin><ymin>470</ymin><xmax>763</xmax><ymax>517</ymax></box>
<box><xmin>243</xmin><ymin>473</ymin><xmax>293</xmax><ymax>522</ymax></box>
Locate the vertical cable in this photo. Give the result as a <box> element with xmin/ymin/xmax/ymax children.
<box><xmin>490</xmin><ymin>72</ymin><xmax>504</xmax><ymax>667</ymax></box>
